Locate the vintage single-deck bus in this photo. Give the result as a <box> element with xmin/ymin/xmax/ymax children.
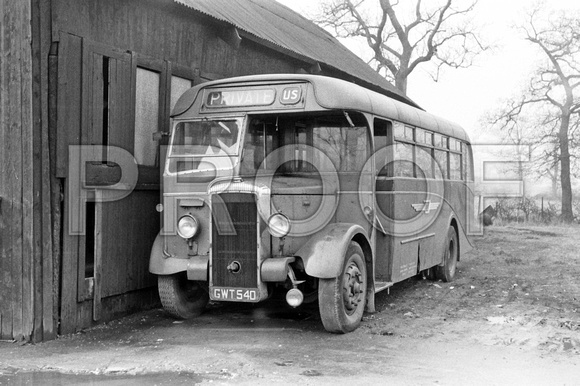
<box><xmin>149</xmin><ymin>74</ymin><xmax>474</xmax><ymax>333</ymax></box>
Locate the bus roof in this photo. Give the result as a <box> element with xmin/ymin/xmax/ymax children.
<box><xmin>173</xmin><ymin>74</ymin><xmax>470</xmax><ymax>143</ymax></box>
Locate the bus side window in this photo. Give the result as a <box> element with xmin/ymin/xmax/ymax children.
<box><xmin>449</xmin><ymin>152</ymin><xmax>462</xmax><ymax>180</ymax></box>
<box><xmin>435</xmin><ymin>149</ymin><xmax>448</xmax><ymax>179</ymax></box>
<box><xmin>373</xmin><ymin>119</ymin><xmax>390</xmax><ymax>149</ymax></box>
<box><xmin>462</xmin><ymin>142</ymin><xmax>473</xmax><ymax>181</ymax></box>
<box><xmin>434</xmin><ymin>133</ymin><xmax>449</xmax><ymax>179</ymax></box>
<box><xmin>343</xmin><ymin>126</ymin><xmax>369</xmax><ymax>171</ymax></box>
<box><xmin>373</xmin><ymin>119</ymin><xmax>391</xmax><ymax>176</ymax></box>
<box><xmin>393</xmin><ymin>124</ymin><xmax>415</xmax><ymax>178</ymax></box>
<box><xmin>449</xmin><ymin>138</ymin><xmax>462</xmax><ymax>180</ymax></box>
<box><xmin>415</xmin><ymin>128</ymin><xmax>434</xmax><ymax>179</ymax></box>
<box><xmin>416</xmin><ymin>145</ymin><xmax>434</xmax><ymax>179</ymax></box>
<box><xmin>393</xmin><ymin>142</ymin><xmax>415</xmax><ymax>178</ymax></box>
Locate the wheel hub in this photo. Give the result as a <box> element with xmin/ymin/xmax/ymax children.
<box><xmin>343</xmin><ymin>263</ymin><xmax>364</xmax><ymax>314</ymax></box>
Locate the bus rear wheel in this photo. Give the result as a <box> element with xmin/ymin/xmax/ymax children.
<box><xmin>158</xmin><ymin>272</ymin><xmax>209</xmax><ymax>319</ymax></box>
<box><xmin>318</xmin><ymin>241</ymin><xmax>367</xmax><ymax>333</ymax></box>
<box><xmin>436</xmin><ymin>227</ymin><xmax>458</xmax><ymax>282</ymax></box>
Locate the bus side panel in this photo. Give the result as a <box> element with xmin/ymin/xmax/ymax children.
<box><xmin>447</xmin><ymin>180</ymin><xmax>474</xmax><ymax>255</ymax></box>
<box><xmin>374</xmin><ymin>177</ymin><xmax>394</xmax><ymax>281</ymax></box>
<box><xmin>418</xmin><ymin>231</ymin><xmax>438</xmax><ymax>270</ymax></box>
<box><xmin>384</xmin><ymin>178</ymin><xmax>435</xmax><ymax>283</ymax></box>
<box><xmin>334</xmin><ymin>169</ymin><xmax>374</xmax><ymax>263</ymax></box>
<box><xmin>374</xmin><ymin>230</ymin><xmax>393</xmax><ymax>282</ymax></box>
<box><xmin>415</xmin><ymin>180</ymin><xmax>471</xmax><ymax>272</ymax></box>
<box><xmin>391</xmin><ymin>242</ymin><xmax>419</xmax><ymax>282</ymax></box>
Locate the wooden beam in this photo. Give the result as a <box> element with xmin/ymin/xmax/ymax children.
<box><xmin>0</xmin><ymin>0</ymin><xmax>35</xmax><ymax>342</ymax></box>
<box><xmin>21</xmin><ymin>0</ymin><xmax>36</xmax><ymax>343</ymax></box>
<box><xmin>47</xmin><ymin>41</ymin><xmax>60</xmax><ymax>341</ymax></box>
<box><xmin>57</xmin><ymin>33</ymin><xmax>84</xmax><ymax>335</ymax></box>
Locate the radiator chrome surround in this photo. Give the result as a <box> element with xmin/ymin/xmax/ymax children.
<box><xmin>208</xmin><ymin>179</ymin><xmax>271</xmax><ymax>219</ymax></box>
<box><xmin>208</xmin><ymin>180</ymin><xmax>270</xmax><ymax>302</ymax></box>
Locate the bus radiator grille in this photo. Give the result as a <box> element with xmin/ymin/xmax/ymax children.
<box><xmin>211</xmin><ymin>193</ymin><xmax>258</xmax><ymax>288</ymax></box>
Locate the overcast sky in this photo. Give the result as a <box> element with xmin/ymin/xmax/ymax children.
<box><xmin>275</xmin><ymin>0</ymin><xmax>580</xmax><ymax>142</ymax></box>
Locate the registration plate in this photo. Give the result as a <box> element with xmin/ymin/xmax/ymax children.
<box><xmin>211</xmin><ymin>287</ymin><xmax>259</xmax><ymax>302</ymax></box>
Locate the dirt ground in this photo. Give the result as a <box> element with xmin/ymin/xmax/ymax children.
<box><xmin>1</xmin><ymin>225</ymin><xmax>579</xmax><ymax>385</ymax></box>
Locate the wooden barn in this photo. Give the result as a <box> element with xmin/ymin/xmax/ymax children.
<box><xmin>0</xmin><ymin>0</ymin><xmax>410</xmax><ymax>342</ymax></box>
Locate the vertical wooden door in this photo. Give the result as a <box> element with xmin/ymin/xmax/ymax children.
<box><xmin>81</xmin><ymin>41</ymin><xmax>160</xmax><ymax>320</ymax></box>
<box><xmin>58</xmin><ymin>35</ymin><xmax>159</xmax><ymax>331</ymax></box>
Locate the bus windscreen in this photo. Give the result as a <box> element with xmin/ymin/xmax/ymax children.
<box><xmin>169</xmin><ymin>119</ymin><xmax>242</xmax><ymax>157</ymax></box>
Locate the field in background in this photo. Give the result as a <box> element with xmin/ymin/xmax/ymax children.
<box><xmin>368</xmin><ymin>225</ymin><xmax>580</xmax><ymax>354</ymax></box>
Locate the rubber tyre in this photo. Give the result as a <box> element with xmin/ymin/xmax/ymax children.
<box><xmin>436</xmin><ymin>227</ymin><xmax>459</xmax><ymax>282</ymax></box>
<box><xmin>318</xmin><ymin>241</ymin><xmax>367</xmax><ymax>333</ymax></box>
<box><xmin>158</xmin><ymin>272</ymin><xmax>209</xmax><ymax>319</ymax></box>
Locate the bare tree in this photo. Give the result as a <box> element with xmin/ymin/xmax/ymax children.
<box><xmin>316</xmin><ymin>0</ymin><xmax>487</xmax><ymax>94</ymax></box>
<box><xmin>491</xmin><ymin>6</ymin><xmax>580</xmax><ymax>222</ymax></box>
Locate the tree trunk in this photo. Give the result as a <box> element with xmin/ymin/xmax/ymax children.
<box><xmin>395</xmin><ymin>73</ymin><xmax>408</xmax><ymax>94</ymax></box>
<box><xmin>559</xmin><ymin>113</ymin><xmax>574</xmax><ymax>222</ymax></box>
<box><xmin>551</xmin><ymin>156</ymin><xmax>559</xmax><ymax>198</ymax></box>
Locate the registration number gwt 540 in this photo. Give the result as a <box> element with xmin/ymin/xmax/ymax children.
<box><xmin>211</xmin><ymin>287</ymin><xmax>259</xmax><ymax>302</ymax></box>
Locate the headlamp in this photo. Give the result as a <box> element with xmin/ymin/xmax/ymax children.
<box><xmin>268</xmin><ymin>213</ymin><xmax>290</xmax><ymax>238</ymax></box>
<box><xmin>177</xmin><ymin>215</ymin><xmax>199</xmax><ymax>239</ymax></box>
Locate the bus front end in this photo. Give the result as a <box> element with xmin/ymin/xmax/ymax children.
<box><xmin>150</xmin><ymin>78</ymin><xmax>336</xmax><ymax>320</ymax></box>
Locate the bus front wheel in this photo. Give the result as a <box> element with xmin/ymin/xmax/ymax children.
<box><xmin>436</xmin><ymin>227</ymin><xmax>458</xmax><ymax>282</ymax></box>
<box><xmin>318</xmin><ymin>241</ymin><xmax>367</xmax><ymax>333</ymax></box>
<box><xmin>158</xmin><ymin>272</ymin><xmax>209</xmax><ymax>319</ymax></box>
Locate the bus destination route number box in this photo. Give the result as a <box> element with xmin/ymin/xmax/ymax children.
<box><xmin>202</xmin><ymin>85</ymin><xmax>304</xmax><ymax>111</ymax></box>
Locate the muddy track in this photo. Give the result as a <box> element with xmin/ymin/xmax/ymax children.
<box><xmin>1</xmin><ymin>225</ymin><xmax>579</xmax><ymax>385</ymax></box>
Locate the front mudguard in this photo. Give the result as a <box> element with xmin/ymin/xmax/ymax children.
<box><xmin>149</xmin><ymin>233</ymin><xmax>208</xmax><ymax>281</ymax></box>
<box><xmin>294</xmin><ymin>223</ymin><xmax>370</xmax><ymax>279</ymax></box>
<box><xmin>295</xmin><ymin>223</ymin><xmax>374</xmax><ymax>312</ymax></box>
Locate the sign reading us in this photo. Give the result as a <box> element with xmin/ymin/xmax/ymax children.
<box><xmin>279</xmin><ymin>86</ymin><xmax>302</xmax><ymax>105</ymax></box>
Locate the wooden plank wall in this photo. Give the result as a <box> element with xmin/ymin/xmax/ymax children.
<box><xmin>51</xmin><ymin>0</ymin><xmax>298</xmax><ymax>79</ymax></box>
<box><xmin>57</xmin><ymin>33</ymin><xmax>83</xmax><ymax>335</ymax></box>
<box><xmin>0</xmin><ymin>0</ymin><xmax>55</xmax><ymax>342</ymax></box>
<box><xmin>0</xmin><ymin>0</ymin><xmax>30</xmax><ymax>342</ymax></box>
<box><xmin>34</xmin><ymin>0</ymin><xmax>57</xmax><ymax>343</ymax></box>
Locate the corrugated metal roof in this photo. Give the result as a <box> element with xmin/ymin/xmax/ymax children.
<box><xmin>174</xmin><ymin>0</ymin><xmax>416</xmax><ymax>106</ymax></box>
